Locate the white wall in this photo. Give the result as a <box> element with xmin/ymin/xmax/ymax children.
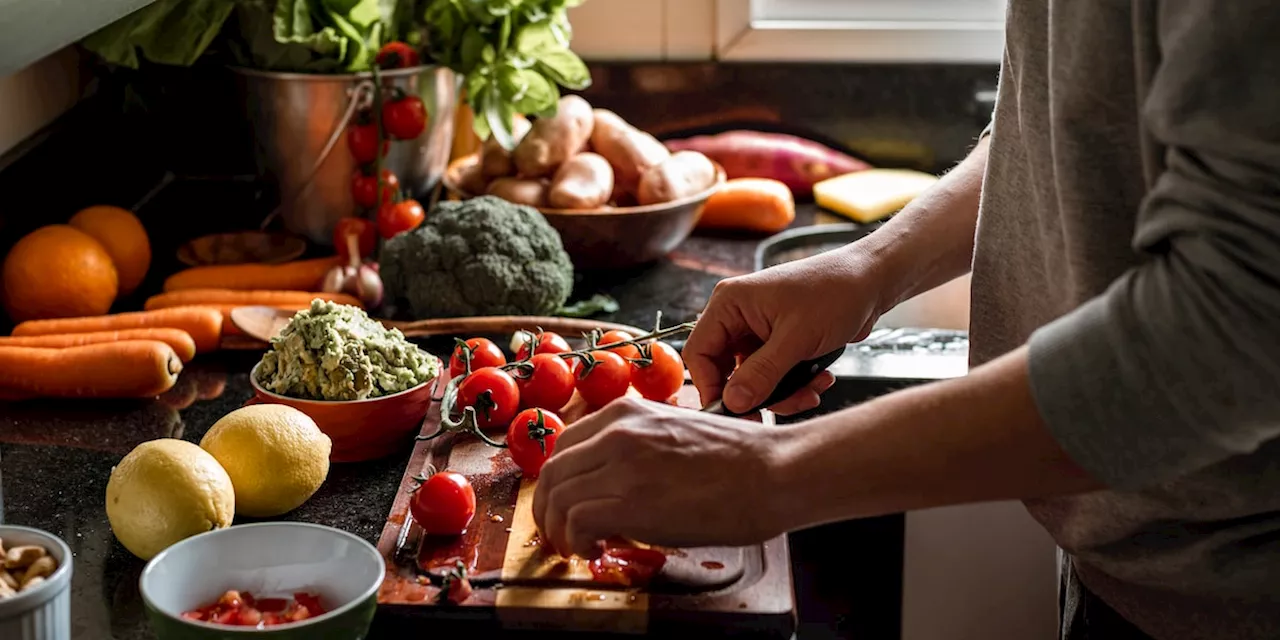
<box><xmin>0</xmin><ymin>47</ymin><xmax>83</xmax><ymax>160</ymax></box>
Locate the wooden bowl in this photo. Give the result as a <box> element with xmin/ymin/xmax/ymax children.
<box><xmin>248</xmin><ymin>361</ymin><xmax>438</xmax><ymax>463</ymax></box>
<box><xmin>177</xmin><ymin>231</ymin><xmax>307</xmax><ymax>267</ymax></box>
<box><xmin>444</xmin><ymin>154</ymin><xmax>726</xmax><ymax>269</ymax></box>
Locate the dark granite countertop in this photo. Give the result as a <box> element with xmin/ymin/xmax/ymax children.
<box><xmin>0</xmin><ymin>197</ymin><xmax>906</xmax><ymax>639</ymax></box>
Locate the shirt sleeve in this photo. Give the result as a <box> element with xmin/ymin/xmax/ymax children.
<box><xmin>1026</xmin><ymin>3</ymin><xmax>1280</xmax><ymax>489</ymax></box>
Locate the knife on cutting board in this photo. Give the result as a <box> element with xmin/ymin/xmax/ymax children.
<box><xmin>701</xmin><ymin>347</ymin><xmax>845</xmax><ymax>417</ymax></box>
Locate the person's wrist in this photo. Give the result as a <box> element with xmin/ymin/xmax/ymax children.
<box><xmin>757</xmin><ymin>419</ymin><xmax>824</xmax><ymax>536</ymax></box>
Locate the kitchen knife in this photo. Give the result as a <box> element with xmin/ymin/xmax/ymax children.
<box><xmin>701</xmin><ymin>347</ymin><xmax>845</xmax><ymax>417</ymax></box>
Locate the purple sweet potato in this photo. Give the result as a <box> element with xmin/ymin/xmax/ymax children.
<box><xmin>663</xmin><ymin>130</ymin><xmax>870</xmax><ymax>198</ymax></box>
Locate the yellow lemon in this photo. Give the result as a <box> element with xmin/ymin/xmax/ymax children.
<box><xmin>200</xmin><ymin>405</ymin><xmax>331</xmax><ymax>517</ymax></box>
<box><xmin>106</xmin><ymin>439</ymin><xmax>235</xmax><ymax>560</ymax></box>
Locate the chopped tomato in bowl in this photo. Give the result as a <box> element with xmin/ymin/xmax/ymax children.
<box><xmin>181</xmin><ymin>590</ymin><xmax>328</xmax><ymax>628</ymax></box>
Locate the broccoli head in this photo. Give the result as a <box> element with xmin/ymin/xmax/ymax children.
<box><xmin>381</xmin><ymin>195</ymin><xmax>575</xmax><ymax>318</ymax></box>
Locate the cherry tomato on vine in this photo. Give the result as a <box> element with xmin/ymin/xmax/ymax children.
<box><xmin>333</xmin><ymin>217</ymin><xmax>376</xmax><ymax>262</ymax></box>
<box><xmin>506</xmin><ymin>408</ymin><xmax>566</xmax><ymax>478</ymax></box>
<box><xmin>599</xmin><ymin>330</ymin><xmax>641</xmax><ymax>362</ymax></box>
<box><xmin>514</xmin><ymin>353</ymin><xmax>574</xmax><ymax>411</ymax></box>
<box><xmin>449</xmin><ymin>338</ymin><xmax>506</xmax><ymax>379</ymax></box>
<box><xmin>383</xmin><ymin>94</ymin><xmax>427</xmax><ymax>140</ymax></box>
<box><xmin>516</xmin><ymin>332</ymin><xmax>571</xmax><ymax>360</ymax></box>
<box><xmin>351</xmin><ymin>169</ymin><xmax>400</xmax><ymax>209</ymax></box>
<box><xmin>346</xmin><ymin>120</ymin><xmax>387</xmax><ymax>164</ymax></box>
<box><xmin>630</xmin><ymin>341</ymin><xmax>685</xmax><ymax>401</ymax></box>
<box><xmin>409</xmin><ymin>471</ymin><xmax>476</xmax><ymax>536</ymax></box>
<box><xmin>457</xmin><ymin>367</ymin><xmax>520</xmax><ymax>429</ymax></box>
<box><xmin>378</xmin><ymin>199</ymin><xmax>425</xmax><ymax>239</ymax></box>
<box><xmin>573</xmin><ymin>350</ymin><xmax>631</xmax><ymax>407</ymax></box>
<box><xmin>375</xmin><ymin>42</ymin><xmax>421</xmax><ymax>69</ymax></box>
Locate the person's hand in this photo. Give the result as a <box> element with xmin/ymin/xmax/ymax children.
<box><xmin>531</xmin><ymin>397</ymin><xmax>791</xmax><ymax>558</ymax></box>
<box><xmin>687</xmin><ymin>246</ymin><xmax>888</xmax><ymax>415</ymax></box>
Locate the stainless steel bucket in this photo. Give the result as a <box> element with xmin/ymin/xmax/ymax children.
<box><xmin>234</xmin><ymin>65</ymin><xmax>458</xmax><ymax>245</ymax></box>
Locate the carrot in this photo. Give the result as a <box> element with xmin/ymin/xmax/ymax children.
<box><xmin>0</xmin><ymin>341</ymin><xmax>183</xmax><ymax>399</ymax></box>
<box><xmin>0</xmin><ymin>328</ymin><xmax>198</xmax><ymax>362</ymax></box>
<box><xmin>12</xmin><ymin>307</ymin><xmax>223</xmax><ymax>354</ymax></box>
<box><xmin>696</xmin><ymin>178</ymin><xmax>796</xmax><ymax>234</ymax></box>
<box><xmin>665</xmin><ymin>131</ymin><xmax>870</xmax><ymax>198</ymax></box>
<box><xmin>162</xmin><ymin>256</ymin><xmax>342</xmax><ymax>292</ymax></box>
<box><xmin>145</xmin><ymin>289</ymin><xmax>362</xmax><ymax>311</ymax></box>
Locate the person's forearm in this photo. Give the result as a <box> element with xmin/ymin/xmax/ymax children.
<box><xmin>852</xmin><ymin>137</ymin><xmax>988</xmax><ymax>315</ymax></box>
<box><xmin>766</xmin><ymin>344</ymin><xmax>1103</xmax><ymax>530</ymax></box>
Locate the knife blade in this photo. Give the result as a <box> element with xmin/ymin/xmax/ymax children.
<box><xmin>701</xmin><ymin>347</ymin><xmax>845</xmax><ymax>417</ymax></box>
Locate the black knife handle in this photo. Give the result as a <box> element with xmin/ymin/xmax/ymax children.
<box><xmin>704</xmin><ymin>347</ymin><xmax>845</xmax><ymax>417</ymax></box>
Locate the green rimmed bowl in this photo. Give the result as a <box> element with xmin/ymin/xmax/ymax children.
<box><xmin>140</xmin><ymin>523</ymin><xmax>384</xmax><ymax>639</ymax></box>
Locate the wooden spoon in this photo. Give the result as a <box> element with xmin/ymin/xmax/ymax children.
<box><xmin>229</xmin><ymin>305</ymin><xmax>646</xmax><ymax>345</ymax></box>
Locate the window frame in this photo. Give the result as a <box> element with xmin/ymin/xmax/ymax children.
<box><xmin>714</xmin><ymin>0</ymin><xmax>1006</xmax><ymax>63</ymax></box>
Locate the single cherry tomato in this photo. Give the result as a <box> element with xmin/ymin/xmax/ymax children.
<box><xmin>516</xmin><ymin>331</ymin><xmax>571</xmax><ymax>360</ymax></box>
<box><xmin>573</xmin><ymin>350</ymin><xmax>631</xmax><ymax>407</ymax></box>
<box><xmin>383</xmin><ymin>94</ymin><xmax>428</xmax><ymax>140</ymax></box>
<box><xmin>589</xmin><ymin>546</ymin><xmax>668</xmax><ymax>587</ymax></box>
<box><xmin>514</xmin><ymin>353</ymin><xmax>574</xmax><ymax>411</ymax></box>
<box><xmin>630</xmin><ymin>341</ymin><xmax>685</xmax><ymax>402</ymax></box>
<box><xmin>351</xmin><ymin>168</ymin><xmax>400</xmax><ymax>209</ymax></box>
<box><xmin>457</xmin><ymin>366</ymin><xmax>520</xmax><ymax>429</ymax></box>
<box><xmin>449</xmin><ymin>337</ymin><xmax>507</xmax><ymax>379</ymax></box>
<box><xmin>377</xmin><ymin>198</ymin><xmax>425</xmax><ymax>239</ymax></box>
<box><xmin>506</xmin><ymin>408</ymin><xmax>566</xmax><ymax>478</ymax></box>
<box><xmin>376</xmin><ymin>41</ymin><xmax>421</xmax><ymax>69</ymax></box>
<box><xmin>333</xmin><ymin>217</ymin><xmax>376</xmax><ymax>262</ymax></box>
<box><xmin>346</xmin><ymin>120</ymin><xmax>387</xmax><ymax>164</ymax></box>
<box><xmin>599</xmin><ymin>330</ymin><xmax>641</xmax><ymax>361</ymax></box>
<box><xmin>409</xmin><ymin>471</ymin><xmax>476</xmax><ymax>535</ymax></box>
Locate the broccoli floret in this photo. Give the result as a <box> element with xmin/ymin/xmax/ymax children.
<box><xmin>380</xmin><ymin>196</ymin><xmax>575</xmax><ymax>318</ymax></box>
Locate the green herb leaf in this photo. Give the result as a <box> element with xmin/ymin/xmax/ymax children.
<box><xmin>512</xmin><ymin>68</ymin><xmax>559</xmax><ymax>114</ymax></box>
<box><xmin>558</xmin><ymin>294</ymin><xmax>621</xmax><ymax>318</ymax></box>
<box><xmin>460</xmin><ymin>26</ymin><xmax>487</xmax><ymax>70</ymax></box>
<box><xmin>514</xmin><ymin>21</ymin><xmax>558</xmax><ymax>55</ymax></box>
<box><xmin>534</xmin><ymin>48</ymin><xmax>590</xmax><ymax>89</ymax></box>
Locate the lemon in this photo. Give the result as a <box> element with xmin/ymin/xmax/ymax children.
<box><xmin>200</xmin><ymin>405</ymin><xmax>331</xmax><ymax>517</ymax></box>
<box><xmin>106</xmin><ymin>439</ymin><xmax>235</xmax><ymax>560</ymax></box>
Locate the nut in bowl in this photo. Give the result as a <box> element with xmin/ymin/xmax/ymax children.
<box><xmin>443</xmin><ymin>95</ymin><xmax>726</xmax><ymax>269</ymax></box>
<box><xmin>140</xmin><ymin>522</ymin><xmax>384</xmax><ymax>639</ymax></box>
<box><xmin>0</xmin><ymin>526</ymin><xmax>73</xmax><ymax>640</ymax></box>
<box><xmin>248</xmin><ymin>300</ymin><xmax>441</xmax><ymax>462</ymax></box>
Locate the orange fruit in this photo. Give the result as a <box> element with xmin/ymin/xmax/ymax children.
<box><xmin>3</xmin><ymin>225</ymin><xmax>119</xmax><ymax>322</ymax></box>
<box><xmin>69</xmin><ymin>205</ymin><xmax>151</xmax><ymax>295</ymax></box>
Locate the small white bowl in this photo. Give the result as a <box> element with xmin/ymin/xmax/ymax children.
<box><xmin>140</xmin><ymin>522</ymin><xmax>385</xmax><ymax>639</ymax></box>
<box><xmin>0</xmin><ymin>525</ymin><xmax>73</xmax><ymax>640</ymax></box>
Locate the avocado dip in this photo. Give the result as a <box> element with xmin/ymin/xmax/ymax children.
<box><xmin>256</xmin><ymin>299</ymin><xmax>439</xmax><ymax>401</ymax></box>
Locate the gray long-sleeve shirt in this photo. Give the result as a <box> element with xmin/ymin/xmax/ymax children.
<box><xmin>970</xmin><ymin>2</ymin><xmax>1280</xmax><ymax>638</ymax></box>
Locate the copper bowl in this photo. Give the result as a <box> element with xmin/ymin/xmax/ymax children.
<box><xmin>443</xmin><ymin>154</ymin><xmax>726</xmax><ymax>269</ymax></box>
<box><xmin>248</xmin><ymin>360</ymin><xmax>438</xmax><ymax>463</ymax></box>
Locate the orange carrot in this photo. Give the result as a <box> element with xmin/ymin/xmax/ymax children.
<box><xmin>0</xmin><ymin>328</ymin><xmax>198</xmax><ymax>362</ymax></box>
<box><xmin>695</xmin><ymin>178</ymin><xmax>796</xmax><ymax>234</ymax></box>
<box><xmin>144</xmin><ymin>289</ymin><xmax>362</xmax><ymax>311</ymax></box>
<box><xmin>12</xmin><ymin>308</ymin><xmax>223</xmax><ymax>354</ymax></box>
<box><xmin>163</xmin><ymin>257</ymin><xmax>342</xmax><ymax>292</ymax></box>
<box><xmin>0</xmin><ymin>341</ymin><xmax>182</xmax><ymax>399</ymax></box>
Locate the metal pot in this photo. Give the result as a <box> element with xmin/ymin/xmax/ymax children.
<box><xmin>233</xmin><ymin>65</ymin><xmax>458</xmax><ymax>245</ymax></box>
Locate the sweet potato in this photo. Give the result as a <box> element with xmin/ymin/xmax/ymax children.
<box><xmin>481</xmin><ymin>115</ymin><xmax>533</xmax><ymax>179</ymax></box>
<box><xmin>487</xmin><ymin>177</ymin><xmax>550</xmax><ymax>208</ymax></box>
<box><xmin>664</xmin><ymin>130</ymin><xmax>870</xmax><ymax>198</ymax></box>
<box><xmin>548</xmin><ymin>152</ymin><xmax>615</xmax><ymax>209</ymax></box>
<box><xmin>637</xmin><ymin>151</ymin><xmax>718</xmax><ymax>206</ymax></box>
<box><xmin>590</xmin><ymin>109</ymin><xmax>670</xmax><ymax>194</ymax></box>
<box><xmin>513</xmin><ymin>95</ymin><xmax>594</xmax><ymax>178</ymax></box>
<box><xmin>697</xmin><ymin>178</ymin><xmax>795</xmax><ymax>233</ymax></box>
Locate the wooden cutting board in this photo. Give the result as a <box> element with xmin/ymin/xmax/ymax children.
<box><xmin>375</xmin><ymin>379</ymin><xmax>796</xmax><ymax>636</ymax></box>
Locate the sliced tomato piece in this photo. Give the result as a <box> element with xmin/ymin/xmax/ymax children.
<box><xmin>589</xmin><ymin>546</ymin><xmax>667</xmax><ymax>587</ymax></box>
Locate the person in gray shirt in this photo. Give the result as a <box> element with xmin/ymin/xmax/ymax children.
<box><xmin>531</xmin><ymin>2</ymin><xmax>1280</xmax><ymax>638</ymax></box>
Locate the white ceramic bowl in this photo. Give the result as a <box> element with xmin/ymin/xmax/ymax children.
<box><xmin>140</xmin><ymin>522</ymin><xmax>385</xmax><ymax>639</ymax></box>
<box><xmin>0</xmin><ymin>525</ymin><xmax>73</xmax><ymax>640</ymax></box>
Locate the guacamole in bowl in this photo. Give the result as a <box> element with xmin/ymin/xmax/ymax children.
<box><xmin>256</xmin><ymin>300</ymin><xmax>439</xmax><ymax>401</ymax></box>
